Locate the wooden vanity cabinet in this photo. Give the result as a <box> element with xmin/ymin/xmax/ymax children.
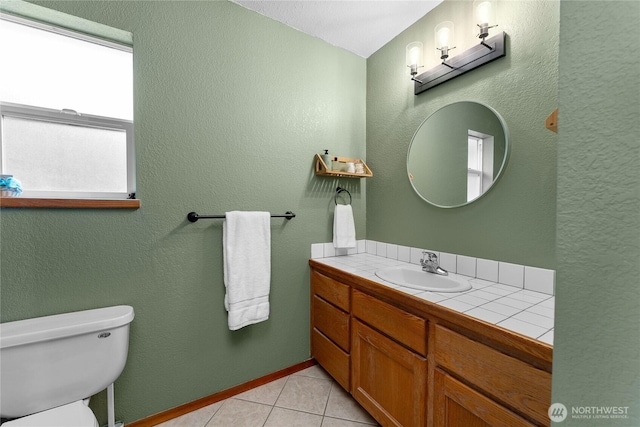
<box><xmin>433</xmin><ymin>369</ymin><xmax>536</xmax><ymax>427</ymax></box>
<box><xmin>309</xmin><ymin>261</ymin><xmax>552</xmax><ymax>427</ymax></box>
<box><xmin>351</xmin><ymin>289</ymin><xmax>428</xmax><ymax>426</ymax></box>
<box><xmin>433</xmin><ymin>326</ymin><xmax>551</xmax><ymax>426</ymax></box>
<box><xmin>310</xmin><ymin>270</ymin><xmax>351</xmax><ymax>390</ymax></box>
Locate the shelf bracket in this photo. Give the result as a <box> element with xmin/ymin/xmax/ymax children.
<box><xmin>546</xmin><ymin>108</ymin><xmax>558</xmax><ymax>133</ymax></box>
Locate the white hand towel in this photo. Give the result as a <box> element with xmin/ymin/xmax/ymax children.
<box><xmin>223</xmin><ymin>211</ymin><xmax>271</xmax><ymax>330</ymax></box>
<box><xmin>333</xmin><ymin>204</ymin><xmax>356</xmax><ymax>249</ymax></box>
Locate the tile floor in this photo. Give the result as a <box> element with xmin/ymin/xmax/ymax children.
<box><xmin>156</xmin><ymin>365</ymin><xmax>378</xmax><ymax>427</ymax></box>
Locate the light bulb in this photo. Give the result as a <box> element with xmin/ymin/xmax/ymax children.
<box><xmin>409</xmin><ymin>47</ymin><xmax>420</xmax><ymax>64</ymax></box>
<box><xmin>473</xmin><ymin>0</ymin><xmax>497</xmax><ymax>39</ymax></box>
<box><xmin>435</xmin><ymin>21</ymin><xmax>455</xmax><ymax>49</ymax></box>
<box><xmin>476</xmin><ymin>1</ymin><xmax>492</xmax><ymax>25</ymax></box>
<box><xmin>406</xmin><ymin>42</ymin><xmax>423</xmax><ymax>68</ymax></box>
<box><xmin>437</xmin><ymin>27</ymin><xmax>450</xmax><ymax>48</ymax></box>
<box><xmin>434</xmin><ymin>21</ymin><xmax>455</xmax><ymax>61</ymax></box>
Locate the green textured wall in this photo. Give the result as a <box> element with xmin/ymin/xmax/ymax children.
<box><xmin>0</xmin><ymin>0</ymin><xmax>366</xmax><ymax>424</ymax></box>
<box><xmin>552</xmin><ymin>1</ymin><xmax>640</xmax><ymax>425</ymax></box>
<box><xmin>366</xmin><ymin>0</ymin><xmax>558</xmax><ymax>268</ymax></box>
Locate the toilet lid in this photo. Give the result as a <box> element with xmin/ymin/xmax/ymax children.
<box><xmin>2</xmin><ymin>400</ymin><xmax>99</xmax><ymax>427</ymax></box>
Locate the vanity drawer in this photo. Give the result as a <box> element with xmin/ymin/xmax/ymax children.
<box><xmin>434</xmin><ymin>325</ymin><xmax>551</xmax><ymax>425</ymax></box>
<box><xmin>311</xmin><ymin>270</ymin><xmax>350</xmax><ymax>311</ymax></box>
<box><xmin>312</xmin><ymin>327</ymin><xmax>350</xmax><ymax>391</ymax></box>
<box><xmin>313</xmin><ymin>295</ymin><xmax>350</xmax><ymax>351</ymax></box>
<box><xmin>352</xmin><ymin>289</ymin><xmax>427</xmax><ymax>356</ymax></box>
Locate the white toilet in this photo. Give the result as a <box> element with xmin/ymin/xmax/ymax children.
<box><xmin>0</xmin><ymin>305</ymin><xmax>135</xmax><ymax>427</ymax></box>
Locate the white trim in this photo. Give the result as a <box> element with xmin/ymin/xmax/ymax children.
<box><xmin>0</xmin><ymin>102</ymin><xmax>133</xmax><ymax>131</ymax></box>
<box><xmin>0</xmin><ymin>12</ymin><xmax>132</xmax><ymax>53</ymax></box>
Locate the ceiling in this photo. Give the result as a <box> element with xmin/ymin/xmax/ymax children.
<box><xmin>232</xmin><ymin>0</ymin><xmax>444</xmax><ymax>58</ymax></box>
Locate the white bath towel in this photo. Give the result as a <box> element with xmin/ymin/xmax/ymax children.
<box><xmin>333</xmin><ymin>204</ymin><xmax>356</xmax><ymax>249</ymax></box>
<box><xmin>223</xmin><ymin>211</ymin><xmax>271</xmax><ymax>330</ymax></box>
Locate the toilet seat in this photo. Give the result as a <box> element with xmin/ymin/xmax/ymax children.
<box><xmin>2</xmin><ymin>400</ymin><xmax>99</xmax><ymax>427</ymax></box>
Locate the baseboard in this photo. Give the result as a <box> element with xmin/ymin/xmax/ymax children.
<box><xmin>126</xmin><ymin>359</ymin><xmax>317</xmax><ymax>427</ymax></box>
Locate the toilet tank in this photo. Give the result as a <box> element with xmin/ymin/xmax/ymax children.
<box><xmin>0</xmin><ymin>305</ymin><xmax>134</xmax><ymax>419</ymax></box>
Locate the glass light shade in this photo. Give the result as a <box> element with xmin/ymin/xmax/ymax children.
<box><xmin>473</xmin><ymin>0</ymin><xmax>496</xmax><ymax>26</ymax></box>
<box><xmin>406</xmin><ymin>41</ymin><xmax>423</xmax><ymax>68</ymax></box>
<box><xmin>434</xmin><ymin>21</ymin><xmax>455</xmax><ymax>50</ymax></box>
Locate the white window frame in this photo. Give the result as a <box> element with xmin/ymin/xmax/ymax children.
<box><xmin>467</xmin><ymin>129</ymin><xmax>495</xmax><ymax>202</ymax></box>
<box><xmin>0</xmin><ymin>12</ymin><xmax>134</xmax><ymax>201</ymax></box>
<box><xmin>0</xmin><ymin>102</ymin><xmax>135</xmax><ymax>199</ymax></box>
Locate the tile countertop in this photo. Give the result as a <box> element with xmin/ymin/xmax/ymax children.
<box><xmin>312</xmin><ymin>253</ymin><xmax>554</xmax><ymax>346</ymax></box>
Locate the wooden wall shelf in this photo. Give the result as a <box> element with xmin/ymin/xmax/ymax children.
<box><xmin>314</xmin><ymin>154</ymin><xmax>372</xmax><ymax>178</ymax></box>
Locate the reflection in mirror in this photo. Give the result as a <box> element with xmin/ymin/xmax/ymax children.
<box><xmin>407</xmin><ymin>101</ymin><xmax>508</xmax><ymax>208</ymax></box>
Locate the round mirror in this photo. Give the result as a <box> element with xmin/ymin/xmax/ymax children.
<box><xmin>407</xmin><ymin>101</ymin><xmax>509</xmax><ymax>208</ymax></box>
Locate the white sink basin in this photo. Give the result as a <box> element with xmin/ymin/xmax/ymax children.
<box><xmin>375</xmin><ymin>264</ymin><xmax>472</xmax><ymax>292</ymax></box>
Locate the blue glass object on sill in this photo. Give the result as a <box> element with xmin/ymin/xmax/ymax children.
<box><xmin>0</xmin><ymin>175</ymin><xmax>22</xmax><ymax>197</ymax></box>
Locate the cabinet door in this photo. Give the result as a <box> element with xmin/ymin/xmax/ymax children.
<box><xmin>434</xmin><ymin>326</ymin><xmax>551</xmax><ymax>425</ymax></box>
<box><xmin>433</xmin><ymin>369</ymin><xmax>537</xmax><ymax>427</ymax></box>
<box><xmin>352</xmin><ymin>319</ymin><xmax>427</xmax><ymax>427</ymax></box>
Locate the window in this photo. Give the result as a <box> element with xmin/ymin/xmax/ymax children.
<box><xmin>467</xmin><ymin>130</ymin><xmax>494</xmax><ymax>202</ymax></box>
<box><xmin>0</xmin><ymin>13</ymin><xmax>134</xmax><ymax>201</ymax></box>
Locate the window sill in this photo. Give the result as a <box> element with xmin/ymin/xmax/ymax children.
<box><xmin>0</xmin><ymin>197</ymin><xmax>140</xmax><ymax>209</ymax></box>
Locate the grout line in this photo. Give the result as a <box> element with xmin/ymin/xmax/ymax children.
<box><xmin>321</xmin><ymin>381</ymin><xmax>334</xmax><ymax>418</ymax></box>
<box><xmin>202</xmin><ymin>400</ymin><xmax>223</xmax><ymax>427</ymax></box>
<box><xmin>270</xmin><ymin>374</ymin><xmax>291</xmax><ymax>411</ymax></box>
<box><xmin>260</xmin><ymin>405</ymin><xmax>274</xmax><ymax>427</ymax></box>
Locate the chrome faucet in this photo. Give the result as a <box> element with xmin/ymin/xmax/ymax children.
<box><xmin>420</xmin><ymin>251</ymin><xmax>448</xmax><ymax>276</ymax></box>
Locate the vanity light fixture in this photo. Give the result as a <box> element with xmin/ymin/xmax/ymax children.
<box><xmin>410</xmin><ymin>2</ymin><xmax>506</xmax><ymax>96</ymax></box>
<box><xmin>474</xmin><ymin>0</ymin><xmax>498</xmax><ymax>42</ymax></box>
<box><xmin>435</xmin><ymin>21</ymin><xmax>456</xmax><ymax>67</ymax></box>
<box><xmin>406</xmin><ymin>41</ymin><xmax>424</xmax><ymax>83</ymax></box>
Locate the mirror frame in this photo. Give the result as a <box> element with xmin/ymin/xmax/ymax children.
<box><xmin>407</xmin><ymin>101</ymin><xmax>509</xmax><ymax>208</ymax></box>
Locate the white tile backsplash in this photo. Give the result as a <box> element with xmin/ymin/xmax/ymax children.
<box><xmin>365</xmin><ymin>240</ymin><xmax>376</xmax><ymax>255</ymax></box>
<box><xmin>457</xmin><ymin>255</ymin><xmax>476</xmax><ymax>277</ymax></box>
<box><xmin>525</xmin><ymin>266</ymin><xmax>555</xmax><ymax>295</ymax></box>
<box><xmin>310</xmin><ymin>239</ymin><xmax>555</xmax><ymax>296</ymax></box>
<box><xmin>376</xmin><ymin>242</ymin><xmax>387</xmax><ymax>257</ymax></box>
<box><xmin>323</xmin><ymin>243</ymin><xmax>336</xmax><ymax>258</ymax></box>
<box><xmin>311</xmin><ymin>243</ymin><xmax>324</xmax><ymax>259</ymax></box>
<box><xmin>385</xmin><ymin>244</ymin><xmax>398</xmax><ymax>260</ymax></box>
<box><xmin>498</xmin><ymin>262</ymin><xmax>525</xmax><ymax>288</ymax></box>
<box><xmin>410</xmin><ymin>247</ymin><xmax>424</xmax><ymax>265</ymax></box>
<box><xmin>477</xmin><ymin>258</ymin><xmax>499</xmax><ymax>282</ymax></box>
<box><xmin>397</xmin><ymin>245</ymin><xmax>411</xmax><ymax>263</ymax></box>
<box><xmin>439</xmin><ymin>252</ymin><xmax>457</xmax><ymax>274</ymax></box>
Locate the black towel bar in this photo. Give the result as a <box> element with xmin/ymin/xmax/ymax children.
<box><xmin>187</xmin><ymin>211</ymin><xmax>296</xmax><ymax>223</ymax></box>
